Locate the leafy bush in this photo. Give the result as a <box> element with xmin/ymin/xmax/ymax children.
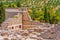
<box><xmin>0</xmin><ymin>0</ymin><xmax>60</xmax><ymax>24</ymax></box>
<box><xmin>0</xmin><ymin>2</ymin><xmax>5</xmax><ymax>25</ymax></box>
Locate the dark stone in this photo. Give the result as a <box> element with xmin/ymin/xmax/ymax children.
<box><xmin>11</xmin><ymin>38</ymin><xmax>17</xmax><ymax>40</ymax></box>
<box><xmin>4</xmin><ymin>38</ymin><xmax>8</xmax><ymax>40</ymax></box>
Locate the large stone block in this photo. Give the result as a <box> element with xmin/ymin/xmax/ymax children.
<box><xmin>4</xmin><ymin>38</ymin><xmax>8</xmax><ymax>40</ymax></box>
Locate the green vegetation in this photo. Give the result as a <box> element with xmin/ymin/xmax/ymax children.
<box><xmin>0</xmin><ymin>2</ymin><xmax>5</xmax><ymax>26</ymax></box>
<box><xmin>0</xmin><ymin>0</ymin><xmax>60</xmax><ymax>24</ymax></box>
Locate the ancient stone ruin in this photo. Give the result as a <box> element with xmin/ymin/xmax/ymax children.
<box><xmin>0</xmin><ymin>7</ymin><xmax>60</xmax><ymax>40</ymax></box>
<box><xmin>1</xmin><ymin>7</ymin><xmax>53</xmax><ymax>31</ymax></box>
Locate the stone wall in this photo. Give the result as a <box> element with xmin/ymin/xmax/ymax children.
<box><xmin>5</xmin><ymin>12</ymin><xmax>18</xmax><ymax>19</ymax></box>
<box><xmin>22</xmin><ymin>25</ymin><xmax>36</xmax><ymax>30</ymax></box>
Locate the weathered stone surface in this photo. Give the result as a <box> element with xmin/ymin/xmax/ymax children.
<box><xmin>40</xmin><ymin>27</ymin><xmax>56</xmax><ymax>39</ymax></box>
<box><xmin>11</xmin><ymin>38</ymin><xmax>17</xmax><ymax>40</ymax></box>
<box><xmin>4</xmin><ymin>38</ymin><xmax>9</xmax><ymax>40</ymax></box>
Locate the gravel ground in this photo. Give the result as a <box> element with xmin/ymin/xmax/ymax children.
<box><xmin>0</xmin><ymin>23</ymin><xmax>60</xmax><ymax>40</ymax></box>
